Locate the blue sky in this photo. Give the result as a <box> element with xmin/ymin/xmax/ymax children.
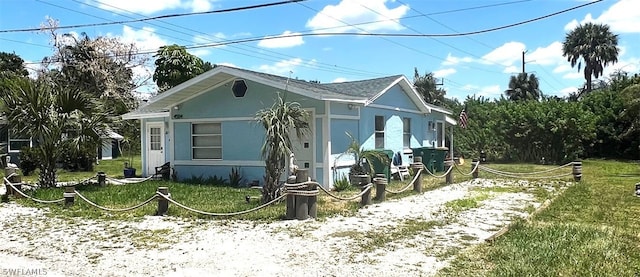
<box><xmin>0</xmin><ymin>0</ymin><xmax>638</xmax><ymax>100</ymax></box>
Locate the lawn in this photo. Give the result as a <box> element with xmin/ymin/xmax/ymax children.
<box><xmin>438</xmin><ymin>159</ymin><xmax>640</xmax><ymax>277</ymax></box>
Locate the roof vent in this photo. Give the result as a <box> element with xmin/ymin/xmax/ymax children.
<box><xmin>232</xmin><ymin>79</ymin><xmax>247</xmax><ymax>97</ymax></box>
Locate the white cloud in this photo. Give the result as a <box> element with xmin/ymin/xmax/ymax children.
<box><xmin>332</xmin><ymin>77</ymin><xmax>348</xmax><ymax>83</ymax></box>
<box><xmin>481</xmin><ymin>41</ymin><xmax>525</xmax><ymax>67</ymax></box>
<box><xmin>189</xmin><ymin>0</ymin><xmax>215</xmax><ymax>12</ymax></box>
<box><xmin>120</xmin><ymin>26</ymin><xmax>169</xmax><ymax>53</ymax></box>
<box><xmin>433</xmin><ymin>68</ymin><xmax>456</xmax><ymax>78</ymax></box>
<box><xmin>217</xmin><ymin>62</ymin><xmax>237</xmax><ymax>68</ymax></box>
<box><xmin>553</xmin><ymin>64</ymin><xmax>572</xmax><ymax>73</ymax></box>
<box><xmin>94</xmin><ymin>0</ymin><xmax>181</xmax><ymax>15</ymax></box>
<box><xmin>564</xmin><ymin>0</ymin><xmax>640</xmax><ymax>33</ymax></box>
<box><xmin>258</xmin><ymin>31</ymin><xmax>304</xmax><ymax>49</ymax></box>
<box><xmin>257</xmin><ymin>58</ymin><xmax>303</xmax><ymax>75</ymax></box>
<box><xmin>461</xmin><ymin>84</ymin><xmax>503</xmax><ymax>99</ymax></box>
<box><xmin>442</xmin><ymin>53</ymin><xmax>474</xmax><ymax>66</ymax></box>
<box><xmin>503</xmin><ymin>66</ymin><xmax>519</xmax><ymax>74</ymax></box>
<box><xmin>562</xmin><ymin>71</ymin><xmax>583</xmax><ymax>79</ymax></box>
<box><xmin>306</xmin><ymin>0</ymin><xmax>409</xmax><ymax>33</ymax></box>
<box><xmin>528</xmin><ymin>41</ymin><xmax>564</xmax><ymax>66</ymax></box>
<box><xmin>560</xmin><ymin>86</ymin><xmax>578</xmax><ymax>96</ymax></box>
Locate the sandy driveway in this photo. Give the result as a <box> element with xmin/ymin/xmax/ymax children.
<box><xmin>0</xmin><ymin>179</ymin><xmax>568</xmax><ymax>277</ymax></box>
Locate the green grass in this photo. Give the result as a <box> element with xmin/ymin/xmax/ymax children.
<box><xmin>445</xmin><ymin>192</ymin><xmax>491</xmax><ymax>213</ymax></box>
<box><xmin>438</xmin><ymin>159</ymin><xmax>640</xmax><ymax>277</ymax></box>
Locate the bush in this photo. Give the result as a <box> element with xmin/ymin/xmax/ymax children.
<box><xmin>59</xmin><ymin>145</ymin><xmax>95</xmax><ymax>172</ymax></box>
<box><xmin>333</xmin><ymin>175</ymin><xmax>351</xmax><ymax>192</ymax></box>
<box><xmin>18</xmin><ymin>147</ymin><xmax>39</xmax><ymax>176</ymax></box>
<box><xmin>228</xmin><ymin>167</ymin><xmax>244</xmax><ymax>188</ymax></box>
<box><xmin>183</xmin><ymin>174</ymin><xmax>229</xmax><ymax>186</ymax></box>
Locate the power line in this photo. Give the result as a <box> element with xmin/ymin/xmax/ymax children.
<box><xmin>0</xmin><ymin>0</ymin><xmax>306</xmax><ymax>33</ymax></box>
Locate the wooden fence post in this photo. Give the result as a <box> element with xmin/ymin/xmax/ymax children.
<box><xmin>295</xmin><ymin>169</ymin><xmax>309</xmax><ymax>220</ymax></box>
<box><xmin>472</xmin><ymin>159</ymin><xmax>479</xmax><ymax>179</ymax></box>
<box><xmin>359</xmin><ymin>175</ymin><xmax>372</xmax><ymax>206</ymax></box>
<box><xmin>63</xmin><ymin>186</ymin><xmax>75</xmax><ymax>207</ymax></box>
<box><xmin>572</xmin><ymin>161</ymin><xmax>582</xmax><ymax>182</ymax></box>
<box><xmin>412</xmin><ymin>156</ymin><xmax>423</xmax><ymax>193</ymax></box>
<box><xmin>445</xmin><ymin>159</ymin><xmax>454</xmax><ymax>184</ymax></box>
<box><xmin>308</xmin><ymin>181</ymin><xmax>317</xmax><ymax>219</ymax></box>
<box><xmin>285</xmin><ymin>176</ymin><xmax>296</xmax><ymax>220</ymax></box>
<box><xmin>97</xmin><ymin>172</ymin><xmax>106</xmax><ymax>186</ymax></box>
<box><xmin>157</xmin><ymin>187</ymin><xmax>169</xmax><ymax>216</ymax></box>
<box><xmin>374</xmin><ymin>176</ymin><xmax>387</xmax><ymax>202</ymax></box>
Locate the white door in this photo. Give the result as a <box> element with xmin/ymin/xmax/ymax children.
<box><xmin>289</xmin><ymin>110</ymin><xmax>314</xmax><ymax>179</ymax></box>
<box><xmin>146</xmin><ymin>123</ymin><xmax>165</xmax><ymax>176</ymax></box>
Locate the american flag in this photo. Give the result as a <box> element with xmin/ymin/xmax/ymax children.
<box><xmin>459</xmin><ymin>106</ymin><xmax>468</xmax><ymax>129</ymax></box>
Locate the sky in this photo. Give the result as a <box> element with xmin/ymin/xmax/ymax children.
<box><xmin>0</xmin><ymin>0</ymin><xmax>638</xmax><ymax>101</ymax></box>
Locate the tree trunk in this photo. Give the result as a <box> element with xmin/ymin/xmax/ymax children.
<box><xmin>38</xmin><ymin>164</ymin><xmax>57</xmax><ymax>188</ymax></box>
<box><xmin>262</xmin><ymin>153</ymin><xmax>283</xmax><ymax>203</ymax></box>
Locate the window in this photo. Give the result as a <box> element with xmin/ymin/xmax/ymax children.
<box><xmin>403</xmin><ymin>117</ymin><xmax>411</xmax><ymax>148</ymax></box>
<box><xmin>375</xmin><ymin>115</ymin><xmax>385</xmax><ymax>148</ymax></box>
<box><xmin>192</xmin><ymin>123</ymin><xmax>222</xmax><ymax>159</ymax></box>
<box><xmin>8</xmin><ymin>130</ymin><xmax>31</xmax><ymax>152</ymax></box>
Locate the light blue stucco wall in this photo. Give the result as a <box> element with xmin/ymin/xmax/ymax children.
<box><xmin>167</xmin><ymin>79</ymin><xmax>325</xmax><ymax>186</ymax></box>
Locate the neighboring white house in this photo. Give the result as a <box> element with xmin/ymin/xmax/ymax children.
<box><xmin>122</xmin><ymin>66</ymin><xmax>457</xmax><ymax>188</ymax></box>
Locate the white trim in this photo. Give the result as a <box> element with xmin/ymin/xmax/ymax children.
<box><xmin>145</xmin><ymin>122</ymin><xmax>165</xmax><ymax>176</ymax></box>
<box><xmin>121</xmin><ymin>111</ymin><xmax>169</xmax><ymax>120</ymax></box>
<box><xmin>323</xmin><ymin>101</ymin><xmax>331</xmax><ymax>188</ymax></box>
<box><xmin>174</xmin><ymin>160</ymin><xmax>265</xmax><ymax>166</ymax></box>
<box><xmin>366</xmin><ymin>103</ymin><xmax>423</xmax><ymax>114</ymax></box>
<box><xmin>367</xmin><ymin>76</ymin><xmax>403</xmax><ymax>105</ymax></box>
<box><xmin>175</xmin><ymin>77</ymin><xmax>233</xmax><ymax>107</ymax></box>
<box><xmin>172</xmin><ymin>116</ymin><xmax>254</xmax><ymax>123</ymax></box>
<box><xmin>329</xmin><ymin>114</ymin><xmax>360</xmax><ymax>120</ymax></box>
<box><xmin>445</xmin><ymin>115</ymin><xmax>457</xmax><ymax>126</ymax></box>
<box><xmin>305</xmin><ymin>108</ymin><xmax>316</xmax><ymax>180</ymax></box>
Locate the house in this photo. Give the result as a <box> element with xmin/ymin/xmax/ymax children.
<box><xmin>98</xmin><ymin>130</ymin><xmax>124</xmax><ymax>161</ymax></box>
<box><xmin>121</xmin><ymin>66</ymin><xmax>457</xmax><ymax>187</ymax></box>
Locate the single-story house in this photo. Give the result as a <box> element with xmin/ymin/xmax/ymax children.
<box><xmin>122</xmin><ymin>66</ymin><xmax>457</xmax><ymax>188</ymax></box>
<box><xmin>98</xmin><ymin>130</ymin><xmax>124</xmax><ymax>160</ymax></box>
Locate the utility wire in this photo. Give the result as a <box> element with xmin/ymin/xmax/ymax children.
<box><xmin>0</xmin><ymin>0</ymin><xmax>306</xmax><ymax>33</ymax></box>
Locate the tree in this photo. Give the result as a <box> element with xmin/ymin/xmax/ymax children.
<box><xmin>340</xmin><ymin>132</ymin><xmax>389</xmax><ymax>178</ymax></box>
<box><xmin>413</xmin><ymin>68</ymin><xmax>446</xmax><ymax>106</ymax></box>
<box><xmin>0</xmin><ymin>75</ymin><xmax>108</xmax><ymax>187</ymax></box>
<box><xmin>505</xmin><ymin>72</ymin><xmax>541</xmax><ymax>101</ymax></box>
<box><xmin>562</xmin><ymin>23</ymin><xmax>619</xmax><ymax>94</ymax></box>
<box><xmin>153</xmin><ymin>44</ymin><xmax>211</xmax><ymax>92</ymax></box>
<box><xmin>255</xmin><ymin>94</ymin><xmax>309</xmax><ymax>203</ymax></box>
<box><xmin>0</xmin><ymin>52</ymin><xmax>28</xmax><ymax>76</ymax></box>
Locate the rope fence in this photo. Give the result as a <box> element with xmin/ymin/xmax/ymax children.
<box><xmin>1</xmin><ymin>159</ymin><xmax>583</xmax><ymax>220</ymax></box>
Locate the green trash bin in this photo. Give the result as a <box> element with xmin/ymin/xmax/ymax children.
<box><xmin>370</xmin><ymin>149</ymin><xmax>394</xmax><ymax>182</ymax></box>
<box><xmin>411</xmin><ymin>147</ymin><xmax>436</xmax><ymax>173</ymax></box>
<box><xmin>433</xmin><ymin>147</ymin><xmax>448</xmax><ymax>172</ymax></box>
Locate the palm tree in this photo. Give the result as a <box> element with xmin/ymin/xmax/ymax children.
<box><xmin>340</xmin><ymin>132</ymin><xmax>390</xmax><ymax>180</ymax></box>
<box><xmin>256</xmin><ymin>94</ymin><xmax>309</xmax><ymax>203</ymax></box>
<box><xmin>0</xmin><ymin>75</ymin><xmax>109</xmax><ymax>187</ymax></box>
<box><xmin>505</xmin><ymin>73</ymin><xmax>541</xmax><ymax>101</ymax></box>
<box><xmin>562</xmin><ymin>23</ymin><xmax>619</xmax><ymax>94</ymax></box>
<box><xmin>413</xmin><ymin>68</ymin><xmax>446</xmax><ymax>106</ymax></box>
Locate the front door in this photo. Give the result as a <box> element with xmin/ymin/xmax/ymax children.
<box><xmin>146</xmin><ymin>123</ymin><xmax>165</xmax><ymax>176</ymax></box>
<box><xmin>288</xmin><ymin>110</ymin><xmax>314</xmax><ymax>179</ymax></box>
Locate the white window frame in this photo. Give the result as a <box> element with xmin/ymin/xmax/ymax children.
<box><xmin>403</xmin><ymin>117</ymin><xmax>411</xmax><ymax>148</ymax></box>
<box><xmin>8</xmin><ymin>130</ymin><xmax>31</xmax><ymax>153</ymax></box>
<box><xmin>191</xmin><ymin>122</ymin><xmax>222</xmax><ymax>160</ymax></box>
<box><xmin>375</xmin><ymin>115</ymin><xmax>385</xmax><ymax>149</ymax></box>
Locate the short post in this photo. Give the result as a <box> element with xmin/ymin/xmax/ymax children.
<box><xmin>412</xmin><ymin>156</ymin><xmax>423</xmax><ymax>193</ymax></box>
<box><xmin>157</xmin><ymin>186</ymin><xmax>169</xmax><ymax>216</ymax></box>
<box><xmin>295</xmin><ymin>169</ymin><xmax>309</xmax><ymax>220</ymax></box>
<box><xmin>359</xmin><ymin>175</ymin><xmax>372</xmax><ymax>206</ymax></box>
<box><xmin>285</xmin><ymin>175</ymin><xmax>296</xmax><ymax>220</ymax></box>
<box><xmin>472</xmin><ymin>159</ymin><xmax>479</xmax><ymax>179</ymax></box>
<box><xmin>308</xmin><ymin>181</ymin><xmax>317</xmax><ymax>219</ymax></box>
<box><xmin>97</xmin><ymin>172</ymin><xmax>106</xmax><ymax>186</ymax></box>
<box><xmin>63</xmin><ymin>186</ymin><xmax>75</xmax><ymax>207</ymax></box>
<box><xmin>374</xmin><ymin>177</ymin><xmax>387</xmax><ymax>202</ymax></box>
<box><xmin>12</xmin><ymin>179</ymin><xmax>22</xmax><ymax>198</ymax></box>
<box><xmin>445</xmin><ymin>159</ymin><xmax>454</xmax><ymax>184</ymax></box>
<box><xmin>572</xmin><ymin>161</ymin><xmax>582</xmax><ymax>182</ymax></box>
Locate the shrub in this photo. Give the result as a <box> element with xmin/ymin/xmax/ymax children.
<box><xmin>228</xmin><ymin>167</ymin><xmax>244</xmax><ymax>188</ymax></box>
<box><xmin>183</xmin><ymin>174</ymin><xmax>229</xmax><ymax>186</ymax></box>
<box><xmin>18</xmin><ymin>147</ymin><xmax>39</xmax><ymax>176</ymax></box>
<box><xmin>333</xmin><ymin>174</ymin><xmax>351</xmax><ymax>192</ymax></box>
<box><xmin>58</xmin><ymin>145</ymin><xmax>95</xmax><ymax>172</ymax></box>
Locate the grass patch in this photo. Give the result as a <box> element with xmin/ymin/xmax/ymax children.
<box><xmin>439</xmin><ymin>159</ymin><xmax>640</xmax><ymax>276</ymax></box>
<box><xmin>444</xmin><ymin>192</ymin><xmax>491</xmax><ymax>213</ymax></box>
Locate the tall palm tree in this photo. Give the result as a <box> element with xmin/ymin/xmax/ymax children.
<box><xmin>413</xmin><ymin>68</ymin><xmax>446</xmax><ymax>106</ymax></box>
<box><xmin>562</xmin><ymin>23</ymin><xmax>619</xmax><ymax>94</ymax></box>
<box><xmin>0</xmin><ymin>75</ymin><xmax>109</xmax><ymax>187</ymax></box>
<box><xmin>505</xmin><ymin>72</ymin><xmax>541</xmax><ymax>101</ymax></box>
<box><xmin>256</xmin><ymin>94</ymin><xmax>309</xmax><ymax>203</ymax></box>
